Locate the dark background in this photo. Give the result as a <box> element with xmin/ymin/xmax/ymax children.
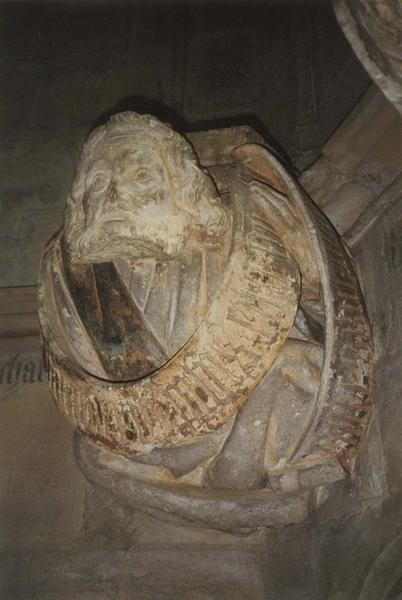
<box><xmin>0</xmin><ymin>0</ymin><xmax>370</xmax><ymax>287</ymax></box>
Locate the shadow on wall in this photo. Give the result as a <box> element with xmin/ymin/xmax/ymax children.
<box><xmin>91</xmin><ymin>94</ymin><xmax>294</xmax><ymax>170</ymax></box>
<box><xmin>0</xmin><ymin>0</ymin><xmax>370</xmax><ymax>288</ymax></box>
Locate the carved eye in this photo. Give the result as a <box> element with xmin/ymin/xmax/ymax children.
<box><xmin>134</xmin><ymin>168</ymin><xmax>151</xmax><ymax>184</ymax></box>
<box><xmin>91</xmin><ymin>173</ymin><xmax>109</xmax><ymax>191</ymax></box>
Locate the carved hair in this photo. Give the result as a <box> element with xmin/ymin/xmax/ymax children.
<box><xmin>64</xmin><ymin>112</ymin><xmax>228</xmax><ymax>248</ymax></box>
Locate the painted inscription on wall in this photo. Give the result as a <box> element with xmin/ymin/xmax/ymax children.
<box><xmin>0</xmin><ymin>353</ymin><xmax>44</xmax><ymax>386</ymax></box>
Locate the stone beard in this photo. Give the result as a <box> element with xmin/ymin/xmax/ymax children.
<box><xmin>60</xmin><ymin>112</ymin><xmax>233</xmax><ymax>380</ymax></box>
<box><xmin>39</xmin><ymin>112</ymin><xmax>372</xmax><ymax>528</ymax></box>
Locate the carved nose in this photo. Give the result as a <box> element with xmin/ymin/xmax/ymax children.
<box><xmin>155</xmin><ymin>189</ymin><xmax>165</xmax><ymax>202</ymax></box>
<box><xmin>108</xmin><ymin>184</ymin><xmax>118</xmax><ymax>204</ymax></box>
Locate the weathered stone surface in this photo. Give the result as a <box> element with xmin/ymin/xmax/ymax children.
<box><xmin>335</xmin><ymin>0</ymin><xmax>402</xmax><ymax>114</ymax></box>
<box><xmin>1</xmin><ymin>4</ymin><xmax>401</xmax><ymax>596</ymax></box>
<box><xmin>1</xmin><ymin>86</ymin><xmax>400</xmax><ymax>600</ymax></box>
<box><xmin>301</xmin><ymin>86</ymin><xmax>402</xmax><ymax>240</ymax></box>
<box><xmin>39</xmin><ymin>118</ymin><xmax>301</xmax><ymax>454</ymax></box>
<box><xmin>0</xmin><ymin>1</ymin><xmax>371</xmax><ymax>288</ymax></box>
<box><xmin>38</xmin><ymin>115</ymin><xmax>373</xmax><ymax>530</ymax></box>
<box><xmin>77</xmin><ymin>433</ymin><xmax>311</xmax><ymax>531</ymax></box>
<box><xmin>206</xmin><ymin>340</ymin><xmax>323</xmax><ymax>491</ymax></box>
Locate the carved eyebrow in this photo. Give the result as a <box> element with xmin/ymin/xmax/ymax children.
<box><xmin>91</xmin><ymin>169</ymin><xmax>110</xmax><ymax>178</ymax></box>
<box><xmin>90</xmin><ymin>158</ymin><xmax>111</xmax><ymax>175</ymax></box>
<box><xmin>134</xmin><ymin>167</ymin><xmax>151</xmax><ymax>173</ymax></box>
<box><xmin>89</xmin><ymin>171</ymin><xmax>110</xmax><ymax>187</ymax></box>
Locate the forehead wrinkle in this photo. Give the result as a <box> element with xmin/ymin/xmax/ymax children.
<box><xmin>110</xmin><ymin>139</ymin><xmax>167</xmax><ymax>176</ymax></box>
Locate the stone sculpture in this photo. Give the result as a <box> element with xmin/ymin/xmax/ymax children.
<box><xmin>335</xmin><ymin>0</ymin><xmax>402</xmax><ymax>116</ymax></box>
<box><xmin>39</xmin><ymin>113</ymin><xmax>372</xmax><ymax>529</ymax></box>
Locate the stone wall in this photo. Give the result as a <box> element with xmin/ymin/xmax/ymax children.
<box><xmin>0</xmin><ymin>0</ymin><xmax>369</xmax><ymax>288</ymax></box>
<box><xmin>3</xmin><ymin>3</ymin><xmax>400</xmax><ymax>598</ymax></box>
<box><xmin>1</xmin><ymin>174</ymin><xmax>401</xmax><ymax>598</ymax></box>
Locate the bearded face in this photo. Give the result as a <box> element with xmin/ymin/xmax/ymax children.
<box><xmin>65</xmin><ymin>129</ymin><xmax>229</xmax><ymax>266</ymax></box>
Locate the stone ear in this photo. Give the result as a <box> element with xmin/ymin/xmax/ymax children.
<box><xmin>232</xmin><ymin>143</ymin><xmax>288</xmax><ymax>195</ymax></box>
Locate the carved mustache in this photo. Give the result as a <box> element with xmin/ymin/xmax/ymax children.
<box><xmin>70</xmin><ymin>211</ymin><xmax>190</xmax><ymax>264</ymax></box>
<box><xmin>67</xmin><ymin>179</ymin><xmax>230</xmax><ymax>265</ymax></box>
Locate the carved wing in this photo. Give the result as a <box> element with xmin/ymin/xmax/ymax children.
<box><xmin>233</xmin><ymin>143</ymin><xmax>321</xmax><ymax>305</ymax></box>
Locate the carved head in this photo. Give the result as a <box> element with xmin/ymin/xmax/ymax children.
<box><xmin>64</xmin><ymin>112</ymin><xmax>229</xmax><ymax>264</ymax></box>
